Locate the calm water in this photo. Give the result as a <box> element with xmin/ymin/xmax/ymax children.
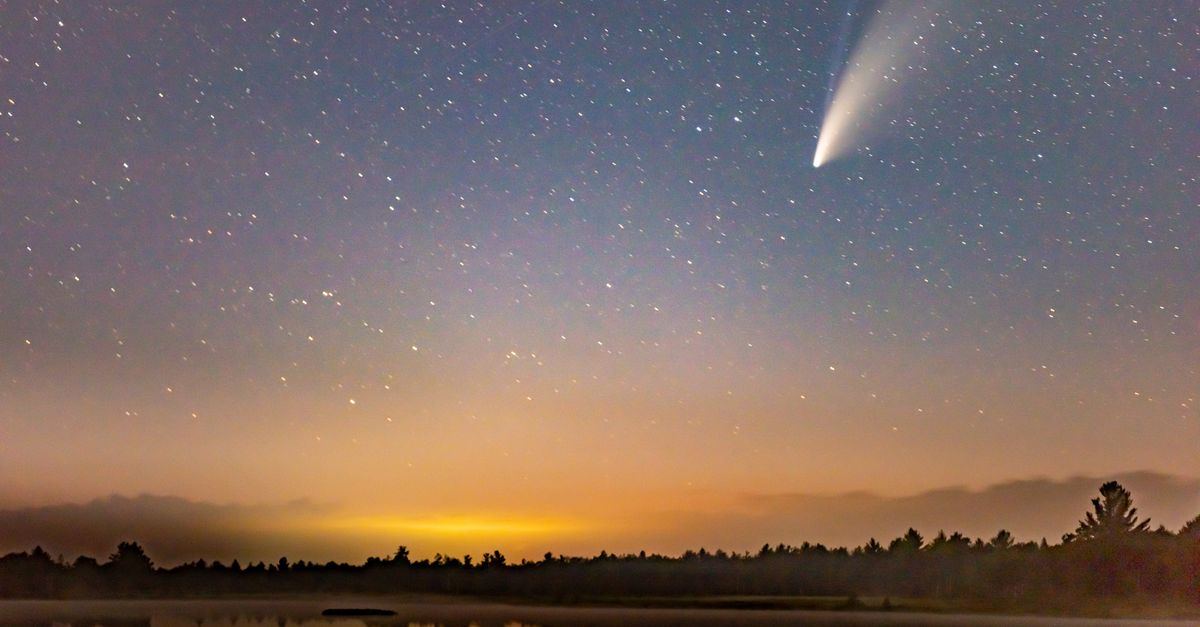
<box><xmin>0</xmin><ymin>599</ymin><xmax>1196</xmax><ymax>627</ymax></box>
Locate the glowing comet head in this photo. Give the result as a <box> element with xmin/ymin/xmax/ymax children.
<box><xmin>813</xmin><ymin>83</ymin><xmax>861</xmax><ymax>169</ymax></box>
<box><xmin>812</xmin><ymin>125</ymin><xmax>836</xmax><ymax>168</ymax></box>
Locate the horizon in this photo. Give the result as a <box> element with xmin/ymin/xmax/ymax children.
<box><xmin>1</xmin><ymin>0</ymin><xmax>1197</xmax><ymax>573</ymax></box>
<box><xmin>3</xmin><ymin>471</ymin><xmax>1197</xmax><ymax>566</ymax></box>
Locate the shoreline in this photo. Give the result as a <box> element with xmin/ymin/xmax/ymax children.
<box><xmin>1</xmin><ymin>593</ymin><xmax>1197</xmax><ymax>623</ymax></box>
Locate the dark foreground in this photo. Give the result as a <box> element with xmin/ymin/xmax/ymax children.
<box><xmin>1</xmin><ymin>598</ymin><xmax>1198</xmax><ymax>627</ymax></box>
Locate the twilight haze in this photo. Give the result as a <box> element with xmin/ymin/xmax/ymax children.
<box><xmin>0</xmin><ymin>1</ymin><xmax>1197</xmax><ymax>564</ymax></box>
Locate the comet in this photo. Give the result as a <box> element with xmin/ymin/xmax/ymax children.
<box><xmin>813</xmin><ymin>0</ymin><xmax>945</xmax><ymax>168</ymax></box>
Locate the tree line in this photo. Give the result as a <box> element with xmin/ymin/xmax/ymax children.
<box><xmin>1</xmin><ymin>481</ymin><xmax>1198</xmax><ymax>611</ymax></box>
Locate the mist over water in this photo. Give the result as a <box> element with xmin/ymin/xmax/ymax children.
<box><xmin>0</xmin><ymin>600</ymin><xmax>1194</xmax><ymax>627</ymax></box>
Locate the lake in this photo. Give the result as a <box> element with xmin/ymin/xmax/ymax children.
<box><xmin>0</xmin><ymin>599</ymin><xmax>1196</xmax><ymax>626</ymax></box>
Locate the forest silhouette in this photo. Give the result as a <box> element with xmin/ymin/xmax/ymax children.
<box><xmin>2</xmin><ymin>482</ymin><xmax>1198</xmax><ymax>613</ymax></box>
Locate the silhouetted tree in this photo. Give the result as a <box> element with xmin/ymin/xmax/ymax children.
<box><xmin>73</xmin><ymin>555</ymin><xmax>99</xmax><ymax>570</ymax></box>
<box><xmin>1180</xmin><ymin>515</ymin><xmax>1200</xmax><ymax>539</ymax></box>
<box><xmin>104</xmin><ymin>541</ymin><xmax>154</xmax><ymax>593</ymax></box>
<box><xmin>929</xmin><ymin>531</ymin><xmax>971</xmax><ymax>552</ymax></box>
<box><xmin>859</xmin><ymin>538</ymin><xmax>885</xmax><ymax>555</ymax></box>
<box><xmin>988</xmin><ymin>529</ymin><xmax>1015</xmax><ymax>550</ymax></box>
<box><xmin>481</xmin><ymin>550</ymin><xmax>506</xmax><ymax>568</ymax></box>
<box><xmin>107</xmin><ymin>541</ymin><xmax>153</xmax><ymax>572</ymax></box>
<box><xmin>1071</xmin><ymin>481</ymin><xmax>1150</xmax><ymax>542</ymax></box>
<box><xmin>889</xmin><ymin>528</ymin><xmax>924</xmax><ymax>553</ymax></box>
<box><xmin>392</xmin><ymin>545</ymin><xmax>411</xmax><ymax>565</ymax></box>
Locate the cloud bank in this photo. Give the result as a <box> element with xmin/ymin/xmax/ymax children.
<box><xmin>656</xmin><ymin>471</ymin><xmax>1200</xmax><ymax>552</ymax></box>
<box><xmin>0</xmin><ymin>495</ymin><xmax>331</xmax><ymax>566</ymax></box>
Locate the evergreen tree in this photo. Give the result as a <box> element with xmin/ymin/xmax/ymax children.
<box><xmin>1179</xmin><ymin>514</ymin><xmax>1200</xmax><ymax>539</ymax></box>
<box><xmin>861</xmin><ymin>538</ymin><xmax>885</xmax><ymax>554</ymax></box>
<box><xmin>988</xmin><ymin>529</ymin><xmax>1015</xmax><ymax>550</ymax></box>
<box><xmin>888</xmin><ymin>528</ymin><xmax>924</xmax><ymax>553</ymax></box>
<box><xmin>1072</xmin><ymin>481</ymin><xmax>1150</xmax><ymax>541</ymax></box>
<box><xmin>392</xmin><ymin>545</ymin><xmax>411</xmax><ymax>565</ymax></box>
<box><xmin>107</xmin><ymin>541</ymin><xmax>153</xmax><ymax>572</ymax></box>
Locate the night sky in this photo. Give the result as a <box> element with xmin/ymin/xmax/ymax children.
<box><xmin>1</xmin><ymin>1</ymin><xmax>1197</xmax><ymax>562</ymax></box>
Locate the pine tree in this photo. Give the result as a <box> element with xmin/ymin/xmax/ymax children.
<box><xmin>1072</xmin><ymin>481</ymin><xmax>1150</xmax><ymax>541</ymax></box>
<box><xmin>861</xmin><ymin>538</ymin><xmax>884</xmax><ymax>554</ymax></box>
<box><xmin>107</xmin><ymin>541</ymin><xmax>153</xmax><ymax>572</ymax></box>
<box><xmin>888</xmin><ymin>528</ymin><xmax>924</xmax><ymax>553</ymax></box>
<box><xmin>1179</xmin><ymin>514</ymin><xmax>1200</xmax><ymax>539</ymax></box>
<box><xmin>988</xmin><ymin>529</ymin><xmax>1015</xmax><ymax>550</ymax></box>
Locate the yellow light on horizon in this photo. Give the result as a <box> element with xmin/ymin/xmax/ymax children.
<box><xmin>322</xmin><ymin>514</ymin><xmax>588</xmax><ymax>539</ymax></box>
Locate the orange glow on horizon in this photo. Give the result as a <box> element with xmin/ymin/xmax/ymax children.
<box><xmin>320</xmin><ymin>514</ymin><xmax>593</xmax><ymax>540</ymax></box>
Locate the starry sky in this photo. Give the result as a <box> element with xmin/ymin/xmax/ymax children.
<box><xmin>1</xmin><ymin>0</ymin><xmax>1197</xmax><ymax>562</ymax></box>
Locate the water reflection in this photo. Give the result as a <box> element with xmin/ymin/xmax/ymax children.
<box><xmin>7</xmin><ymin>604</ymin><xmax>1194</xmax><ymax>627</ymax></box>
<box><xmin>34</xmin><ymin>620</ymin><xmax>543</xmax><ymax>627</ymax></box>
<box><xmin>152</xmin><ymin>619</ymin><xmax>379</xmax><ymax>627</ymax></box>
<box><xmin>148</xmin><ymin>619</ymin><xmax>540</xmax><ymax>624</ymax></box>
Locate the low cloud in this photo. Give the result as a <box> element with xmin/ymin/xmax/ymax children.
<box><xmin>653</xmin><ymin>471</ymin><xmax>1200</xmax><ymax>552</ymax></box>
<box><xmin>0</xmin><ymin>494</ymin><xmax>332</xmax><ymax>566</ymax></box>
